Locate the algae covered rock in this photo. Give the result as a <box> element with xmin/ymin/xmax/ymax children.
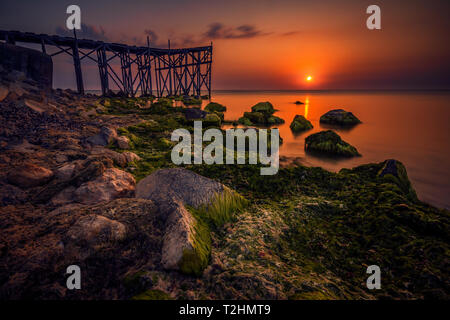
<box><xmin>237</xmin><ymin>116</ymin><xmax>253</xmax><ymax>126</ymax></box>
<box><xmin>378</xmin><ymin>159</ymin><xmax>418</xmax><ymax>201</ymax></box>
<box><xmin>305</xmin><ymin>130</ymin><xmax>360</xmax><ymax>157</ymax></box>
<box><xmin>182</xmin><ymin>96</ymin><xmax>202</xmax><ymax>106</ymax></box>
<box><xmin>204</xmin><ymin>112</ymin><xmax>222</xmax><ymax>126</ymax></box>
<box><xmin>204</xmin><ymin>102</ymin><xmax>226</xmax><ymax>113</ymax></box>
<box><xmin>267</xmin><ymin>115</ymin><xmax>285</xmax><ymax>125</ymax></box>
<box><xmin>238</xmin><ymin>101</ymin><xmax>284</xmax><ymax>126</ymax></box>
<box><xmin>320</xmin><ymin>109</ymin><xmax>361</xmax><ymax>126</ymax></box>
<box><xmin>290</xmin><ymin>115</ymin><xmax>313</xmax><ymax>132</ymax></box>
<box><xmin>251</xmin><ymin>101</ymin><xmax>275</xmax><ymax>115</ymax></box>
<box><xmin>136</xmin><ymin>168</ymin><xmax>246</xmax><ymax>275</ymax></box>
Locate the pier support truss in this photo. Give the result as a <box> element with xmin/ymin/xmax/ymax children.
<box><xmin>0</xmin><ymin>30</ymin><xmax>212</xmax><ymax>97</ymax></box>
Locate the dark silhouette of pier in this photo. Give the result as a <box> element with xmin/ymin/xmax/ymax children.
<box><xmin>0</xmin><ymin>30</ymin><xmax>212</xmax><ymax>97</ymax></box>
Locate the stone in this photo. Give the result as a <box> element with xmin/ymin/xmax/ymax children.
<box><xmin>66</xmin><ymin>214</ymin><xmax>127</xmax><ymax>246</ymax></box>
<box><xmin>305</xmin><ymin>130</ymin><xmax>360</xmax><ymax>157</ymax></box>
<box><xmin>320</xmin><ymin>109</ymin><xmax>361</xmax><ymax>126</ymax></box>
<box><xmin>204</xmin><ymin>102</ymin><xmax>226</xmax><ymax>112</ymax></box>
<box><xmin>7</xmin><ymin>163</ymin><xmax>54</xmax><ymax>188</ymax></box>
<box><xmin>294</xmin><ymin>101</ymin><xmax>304</xmax><ymax>105</ymax></box>
<box><xmin>183</xmin><ymin>107</ymin><xmax>207</xmax><ymax>120</ymax></box>
<box><xmin>122</xmin><ymin>151</ymin><xmax>141</xmax><ymax>163</ymax></box>
<box><xmin>203</xmin><ymin>112</ymin><xmax>221</xmax><ymax>126</ymax></box>
<box><xmin>251</xmin><ymin>101</ymin><xmax>275</xmax><ymax>115</ymax></box>
<box><xmin>90</xmin><ymin>146</ymin><xmax>127</xmax><ymax>167</ymax></box>
<box><xmin>86</xmin><ymin>126</ymin><xmax>117</xmax><ymax>146</ymax></box>
<box><xmin>0</xmin><ymin>85</ymin><xmax>9</xmax><ymax>102</ymax></box>
<box><xmin>73</xmin><ymin>168</ymin><xmax>135</xmax><ymax>205</ymax></box>
<box><xmin>116</xmin><ymin>135</ymin><xmax>130</xmax><ymax>149</ymax></box>
<box><xmin>160</xmin><ymin>200</ymin><xmax>197</xmax><ymax>270</ymax></box>
<box><xmin>135</xmin><ymin>167</ymin><xmax>225</xmax><ymax>208</ymax></box>
<box><xmin>55</xmin><ymin>163</ymin><xmax>76</xmax><ymax>180</ymax></box>
<box><xmin>290</xmin><ymin>115</ymin><xmax>313</xmax><ymax>132</ymax></box>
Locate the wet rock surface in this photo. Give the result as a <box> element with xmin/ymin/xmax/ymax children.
<box><xmin>320</xmin><ymin>109</ymin><xmax>361</xmax><ymax>126</ymax></box>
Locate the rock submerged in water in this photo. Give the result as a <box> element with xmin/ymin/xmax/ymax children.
<box><xmin>320</xmin><ymin>109</ymin><xmax>361</xmax><ymax>126</ymax></box>
<box><xmin>305</xmin><ymin>130</ymin><xmax>360</xmax><ymax>157</ymax></box>
<box><xmin>238</xmin><ymin>101</ymin><xmax>285</xmax><ymax>126</ymax></box>
<box><xmin>290</xmin><ymin>115</ymin><xmax>313</xmax><ymax>132</ymax></box>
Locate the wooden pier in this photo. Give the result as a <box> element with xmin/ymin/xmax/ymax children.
<box><xmin>0</xmin><ymin>30</ymin><xmax>212</xmax><ymax>97</ymax></box>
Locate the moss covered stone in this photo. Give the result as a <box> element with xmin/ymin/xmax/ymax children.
<box><xmin>251</xmin><ymin>101</ymin><xmax>276</xmax><ymax>115</ymax></box>
<box><xmin>205</xmin><ymin>102</ymin><xmax>226</xmax><ymax>113</ymax></box>
<box><xmin>204</xmin><ymin>113</ymin><xmax>222</xmax><ymax>126</ymax></box>
<box><xmin>320</xmin><ymin>109</ymin><xmax>361</xmax><ymax>126</ymax></box>
<box><xmin>267</xmin><ymin>115</ymin><xmax>285</xmax><ymax>125</ymax></box>
<box><xmin>238</xmin><ymin>101</ymin><xmax>284</xmax><ymax>126</ymax></box>
<box><xmin>290</xmin><ymin>115</ymin><xmax>313</xmax><ymax>132</ymax></box>
<box><xmin>238</xmin><ymin>116</ymin><xmax>253</xmax><ymax>126</ymax></box>
<box><xmin>183</xmin><ymin>96</ymin><xmax>202</xmax><ymax>106</ymax></box>
<box><xmin>305</xmin><ymin>130</ymin><xmax>360</xmax><ymax>157</ymax></box>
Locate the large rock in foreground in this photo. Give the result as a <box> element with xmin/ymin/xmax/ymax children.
<box><xmin>136</xmin><ymin>167</ymin><xmax>226</xmax><ymax>207</ymax></box>
<box><xmin>136</xmin><ymin>168</ymin><xmax>245</xmax><ymax>275</ymax></box>
<box><xmin>320</xmin><ymin>109</ymin><xmax>361</xmax><ymax>126</ymax></box>
<box><xmin>305</xmin><ymin>130</ymin><xmax>360</xmax><ymax>157</ymax></box>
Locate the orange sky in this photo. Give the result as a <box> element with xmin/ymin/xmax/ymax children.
<box><xmin>1</xmin><ymin>0</ymin><xmax>449</xmax><ymax>90</ymax></box>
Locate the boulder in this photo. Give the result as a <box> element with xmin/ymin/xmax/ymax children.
<box><xmin>203</xmin><ymin>113</ymin><xmax>222</xmax><ymax>126</ymax></box>
<box><xmin>116</xmin><ymin>135</ymin><xmax>130</xmax><ymax>149</ymax></box>
<box><xmin>290</xmin><ymin>115</ymin><xmax>313</xmax><ymax>132</ymax></box>
<box><xmin>55</xmin><ymin>162</ymin><xmax>77</xmax><ymax>180</ymax></box>
<box><xmin>183</xmin><ymin>107</ymin><xmax>207</xmax><ymax>120</ymax></box>
<box><xmin>238</xmin><ymin>101</ymin><xmax>284</xmax><ymax>126</ymax></box>
<box><xmin>320</xmin><ymin>109</ymin><xmax>361</xmax><ymax>126</ymax></box>
<box><xmin>66</xmin><ymin>214</ymin><xmax>127</xmax><ymax>247</ymax></box>
<box><xmin>305</xmin><ymin>130</ymin><xmax>360</xmax><ymax>157</ymax></box>
<box><xmin>90</xmin><ymin>146</ymin><xmax>127</xmax><ymax>167</ymax></box>
<box><xmin>73</xmin><ymin>168</ymin><xmax>135</xmax><ymax>205</ymax></box>
<box><xmin>182</xmin><ymin>96</ymin><xmax>202</xmax><ymax>106</ymax></box>
<box><xmin>86</xmin><ymin>126</ymin><xmax>117</xmax><ymax>146</ymax></box>
<box><xmin>204</xmin><ymin>102</ymin><xmax>226</xmax><ymax>112</ymax></box>
<box><xmin>7</xmin><ymin>163</ymin><xmax>54</xmax><ymax>188</ymax></box>
<box><xmin>135</xmin><ymin>168</ymin><xmax>226</xmax><ymax>208</ymax></box>
<box><xmin>294</xmin><ymin>101</ymin><xmax>304</xmax><ymax>105</ymax></box>
<box><xmin>136</xmin><ymin>168</ymin><xmax>244</xmax><ymax>275</ymax></box>
<box><xmin>251</xmin><ymin>102</ymin><xmax>275</xmax><ymax>115</ymax></box>
<box><xmin>378</xmin><ymin>159</ymin><xmax>418</xmax><ymax>201</ymax></box>
<box><xmin>159</xmin><ymin>200</ymin><xmax>199</xmax><ymax>270</ymax></box>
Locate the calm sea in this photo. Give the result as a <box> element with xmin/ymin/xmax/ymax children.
<box><xmin>207</xmin><ymin>90</ymin><xmax>450</xmax><ymax>210</ymax></box>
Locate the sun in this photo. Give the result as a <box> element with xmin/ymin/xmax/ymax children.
<box><xmin>306</xmin><ymin>75</ymin><xmax>313</xmax><ymax>82</ymax></box>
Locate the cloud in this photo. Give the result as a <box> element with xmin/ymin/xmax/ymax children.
<box><xmin>55</xmin><ymin>23</ymin><xmax>109</xmax><ymax>41</ymax></box>
<box><xmin>280</xmin><ymin>31</ymin><xmax>301</xmax><ymax>37</ymax></box>
<box><xmin>203</xmin><ymin>22</ymin><xmax>269</xmax><ymax>40</ymax></box>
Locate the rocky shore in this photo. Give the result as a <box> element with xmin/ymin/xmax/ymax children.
<box><xmin>0</xmin><ymin>65</ymin><xmax>449</xmax><ymax>300</ymax></box>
